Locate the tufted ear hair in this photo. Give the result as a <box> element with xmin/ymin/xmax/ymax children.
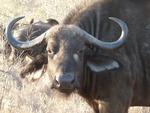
<box><xmin>86</xmin><ymin>54</ymin><xmax>120</xmax><ymax>73</ymax></box>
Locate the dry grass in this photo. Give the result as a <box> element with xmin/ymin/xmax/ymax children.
<box><xmin>0</xmin><ymin>0</ymin><xmax>150</xmax><ymax>113</ymax></box>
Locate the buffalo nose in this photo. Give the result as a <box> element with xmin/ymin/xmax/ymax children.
<box><xmin>54</xmin><ymin>74</ymin><xmax>75</xmax><ymax>89</ymax></box>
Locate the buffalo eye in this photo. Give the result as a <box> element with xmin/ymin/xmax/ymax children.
<box><xmin>47</xmin><ymin>50</ymin><xmax>54</xmax><ymax>59</ymax></box>
<box><xmin>47</xmin><ymin>50</ymin><xmax>52</xmax><ymax>54</ymax></box>
<box><xmin>47</xmin><ymin>49</ymin><xmax>54</xmax><ymax>57</ymax></box>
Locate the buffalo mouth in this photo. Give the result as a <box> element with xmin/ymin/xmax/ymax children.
<box><xmin>57</xmin><ymin>88</ymin><xmax>75</xmax><ymax>94</ymax></box>
<box><xmin>50</xmin><ymin>80</ymin><xmax>79</xmax><ymax>94</ymax></box>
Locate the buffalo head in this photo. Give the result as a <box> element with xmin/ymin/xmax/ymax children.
<box><xmin>6</xmin><ymin>17</ymin><xmax>128</xmax><ymax>94</ymax></box>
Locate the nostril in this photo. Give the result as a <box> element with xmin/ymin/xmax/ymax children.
<box><xmin>55</xmin><ymin>76</ymin><xmax>59</xmax><ymax>84</ymax></box>
<box><xmin>54</xmin><ymin>77</ymin><xmax>60</xmax><ymax>88</ymax></box>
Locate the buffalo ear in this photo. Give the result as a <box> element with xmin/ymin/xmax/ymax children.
<box><xmin>46</xmin><ymin>19</ymin><xmax>59</xmax><ymax>26</ymax></box>
<box><xmin>86</xmin><ymin>54</ymin><xmax>120</xmax><ymax>73</ymax></box>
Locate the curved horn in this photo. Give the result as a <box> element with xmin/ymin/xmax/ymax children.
<box><xmin>73</xmin><ymin>17</ymin><xmax>128</xmax><ymax>50</ymax></box>
<box><xmin>5</xmin><ymin>16</ymin><xmax>46</xmax><ymax>50</ymax></box>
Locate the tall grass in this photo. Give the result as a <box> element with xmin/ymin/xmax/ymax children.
<box><xmin>0</xmin><ymin>0</ymin><xmax>150</xmax><ymax>113</ymax></box>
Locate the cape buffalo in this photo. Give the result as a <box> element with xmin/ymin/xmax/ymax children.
<box><xmin>6</xmin><ymin>0</ymin><xmax>150</xmax><ymax>113</ymax></box>
<box><xmin>5</xmin><ymin>18</ymin><xmax>59</xmax><ymax>61</ymax></box>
